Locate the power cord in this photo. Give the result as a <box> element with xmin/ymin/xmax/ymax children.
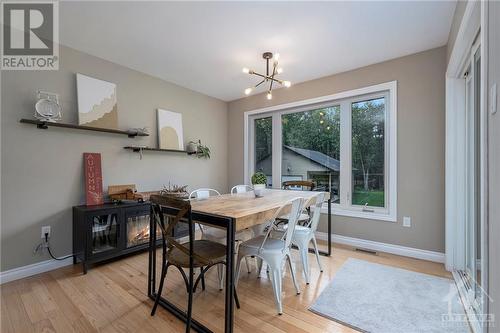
<box><xmin>39</xmin><ymin>232</ymin><xmax>73</xmax><ymax>261</ymax></box>
<box><xmin>47</xmin><ymin>246</ymin><xmax>73</xmax><ymax>261</ymax></box>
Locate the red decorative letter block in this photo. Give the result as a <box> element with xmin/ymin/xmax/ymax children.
<box><xmin>83</xmin><ymin>153</ymin><xmax>104</xmax><ymax>206</ymax></box>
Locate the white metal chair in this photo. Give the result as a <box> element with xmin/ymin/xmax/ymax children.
<box><xmin>235</xmin><ymin>197</ymin><xmax>304</xmax><ymax>314</ymax></box>
<box><xmin>230</xmin><ymin>184</ymin><xmax>253</xmax><ymax>194</ymax></box>
<box><xmin>189</xmin><ymin>189</ymin><xmax>226</xmax><ymax>248</ymax></box>
<box><xmin>229</xmin><ymin>185</ymin><xmax>258</xmax><ymax>273</ymax></box>
<box><xmin>189</xmin><ymin>188</ymin><xmax>221</xmax><ymax>200</ymax></box>
<box><xmin>282</xmin><ymin>193</ymin><xmax>325</xmax><ymax>284</ymax></box>
<box><xmin>190</xmin><ymin>188</ymin><xmax>252</xmax><ymax>288</ymax></box>
<box><xmin>231</xmin><ymin>184</ymin><xmax>266</xmax><ymax>235</ymax></box>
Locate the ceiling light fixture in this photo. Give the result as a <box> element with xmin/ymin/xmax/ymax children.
<box><xmin>242</xmin><ymin>52</ymin><xmax>291</xmax><ymax>99</ymax></box>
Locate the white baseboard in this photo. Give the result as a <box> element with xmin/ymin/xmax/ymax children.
<box><xmin>0</xmin><ymin>257</ymin><xmax>73</xmax><ymax>285</ymax></box>
<box><xmin>0</xmin><ymin>234</ymin><xmax>445</xmax><ymax>284</ymax></box>
<box><xmin>316</xmin><ymin>232</ymin><xmax>445</xmax><ymax>263</ymax></box>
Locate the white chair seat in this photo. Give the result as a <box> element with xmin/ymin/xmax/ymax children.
<box><xmin>273</xmin><ymin>225</ymin><xmax>312</xmax><ymax>244</ymax></box>
<box><xmin>240</xmin><ymin>235</ymin><xmax>285</xmax><ymax>253</ymax></box>
<box><xmin>278</xmin><ymin>213</ymin><xmax>310</xmax><ymax>221</ymax></box>
<box><xmin>235</xmin><ymin>228</ymin><xmax>254</xmax><ymax>242</ymax></box>
<box><xmin>203</xmin><ymin>226</ymin><xmax>254</xmax><ymax>287</ymax></box>
<box><xmin>283</xmin><ymin>224</ymin><xmax>308</xmax><ymax>232</ymax></box>
<box><xmin>203</xmin><ymin>227</ymin><xmax>254</xmax><ymax>244</ymax></box>
<box><xmin>202</xmin><ymin>227</ymin><xmax>226</xmax><ymax>240</ymax></box>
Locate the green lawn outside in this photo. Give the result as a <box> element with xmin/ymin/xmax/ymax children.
<box><xmin>352</xmin><ymin>189</ymin><xmax>385</xmax><ymax>207</ymax></box>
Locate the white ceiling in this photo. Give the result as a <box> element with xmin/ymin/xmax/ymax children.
<box><xmin>60</xmin><ymin>1</ymin><xmax>456</xmax><ymax>102</ymax></box>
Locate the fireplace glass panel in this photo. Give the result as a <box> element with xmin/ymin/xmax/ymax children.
<box><xmin>91</xmin><ymin>213</ymin><xmax>118</xmax><ymax>254</ymax></box>
<box><xmin>127</xmin><ymin>212</ymin><xmax>161</xmax><ymax>247</ymax></box>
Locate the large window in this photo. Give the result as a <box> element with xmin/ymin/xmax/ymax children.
<box><xmin>254</xmin><ymin>117</ymin><xmax>273</xmax><ymax>186</ymax></box>
<box><xmin>282</xmin><ymin>106</ymin><xmax>341</xmax><ymax>203</ymax></box>
<box><xmin>351</xmin><ymin>98</ymin><xmax>385</xmax><ymax>208</ymax></box>
<box><xmin>245</xmin><ymin>82</ymin><xmax>397</xmax><ymax>221</ymax></box>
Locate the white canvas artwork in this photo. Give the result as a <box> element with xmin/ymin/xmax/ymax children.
<box><xmin>76</xmin><ymin>73</ymin><xmax>118</xmax><ymax>128</ymax></box>
<box><xmin>157</xmin><ymin>109</ymin><xmax>184</xmax><ymax>150</ymax></box>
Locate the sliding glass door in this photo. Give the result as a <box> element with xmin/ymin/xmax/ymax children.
<box><xmin>462</xmin><ymin>41</ymin><xmax>483</xmax><ymax>315</ymax></box>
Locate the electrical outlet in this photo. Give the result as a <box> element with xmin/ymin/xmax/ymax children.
<box><xmin>403</xmin><ymin>216</ymin><xmax>411</xmax><ymax>227</ymax></box>
<box><xmin>41</xmin><ymin>226</ymin><xmax>51</xmax><ymax>239</ymax></box>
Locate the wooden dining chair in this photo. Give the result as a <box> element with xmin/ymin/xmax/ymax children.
<box><xmin>279</xmin><ymin>181</ymin><xmax>316</xmax><ymax>225</ymax></box>
<box><xmin>149</xmin><ymin>195</ymin><xmax>239</xmax><ymax>332</ymax></box>
<box><xmin>190</xmin><ymin>188</ymin><xmax>252</xmax><ymax>286</ymax></box>
<box><xmin>282</xmin><ymin>180</ymin><xmax>315</xmax><ymax>191</ymax></box>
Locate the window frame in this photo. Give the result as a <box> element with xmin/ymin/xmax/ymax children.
<box><xmin>347</xmin><ymin>91</ymin><xmax>390</xmax><ymax>215</ymax></box>
<box><xmin>244</xmin><ymin>81</ymin><xmax>397</xmax><ymax>222</ymax></box>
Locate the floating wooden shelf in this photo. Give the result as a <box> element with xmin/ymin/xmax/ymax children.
<box><xmin>124</xmin><ymin>146</ymin><xmax>197</xmax><ymax>155</ymax></box>
<box><xmin>20</xmin><ymin>119</ymin><xmax>149</xmax><ymax>138</ymax></box>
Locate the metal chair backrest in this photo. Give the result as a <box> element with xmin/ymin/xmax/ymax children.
<box><xmin>306</xmin><ymin>192</ymin><xmax>326</xmax><ymax>232</ymax></box>
<box><xmin>189</xmin><ymin>188</ymin><xmax>221</xmax><ymax>199</ymax></box>
<box><xmin>282</xmin><ymin>198</ymin><xmax>304</xmax><ymax>249</ymax></box>
<box><xmin>259</xmin><ymin>197</ymin><xmax>303</xmax><ymax>252</ymax></box>
<box><xmin>150</xmin><ymin>195</ymin><xmax>209</xmax><ymax>266</ymax></box>
<box><xmin>230</xmin><ymin>185</ymin><xmax>253</xmax><ymax>194</ymax></box>
<box><xmin>282</xmin><ymin>180</ymin><xmax>315</xmax><ymax>191</ymax></box>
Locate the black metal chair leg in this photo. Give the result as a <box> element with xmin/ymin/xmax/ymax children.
<box><xmin>151</xmin><ymin>262</ymin><xmax>169</xmax><ymax>316</ymax></box>
<box><xmin>200</xmin><ymin>267</ymin><xmax>206</xmax><ymax>291</ymax></box>
<box><xmin>186</xmin><ymin>266</ymin><xmax>194</xmax><ymax>333</ymax></box>
<box><xmin>172</xmin><ymin>265</ymin><xmax>190</xmax><ymax>293</ymax></box>
<box><xmin>193</xmin><ymin>265</ymin><xmax>212</xmax><ymax>292</ymax></box>
<box><xmin>234</xmin><ymin>287</ymin><xmax>240</xmax><ymax>309</ymax></box>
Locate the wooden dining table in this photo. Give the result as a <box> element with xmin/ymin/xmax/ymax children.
<box><xmin>148</xmin><ymin>189</ymin><xmax>332</xmax><ymax>333</ymax></box>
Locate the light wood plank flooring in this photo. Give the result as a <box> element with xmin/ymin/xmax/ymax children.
<box><xmin>0</xmin><ymin>242</ymin><xmax>451</xmax><ymax>333</ymax></box>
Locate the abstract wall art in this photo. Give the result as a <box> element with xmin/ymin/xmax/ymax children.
<box><xmin>76</xmin><ymin>73</ymin><xmax>118</xmax><ymax>129</ymax></box>
<box><xmin>157</xmin><ymin>108</ymin><xmax>184</xmax><ymax>150</ymax></box>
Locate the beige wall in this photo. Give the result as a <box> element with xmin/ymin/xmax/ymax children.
<box><xmin>488</xmin><ymin>2</ymin><xmax>500</xmax><ymax>331</ymax></box>
<box><xmin>0</xmin><ymin>45</ymin><xmax>228</xmax><ymax>271</ymax></box>
<box><xmin>228</xmin><ymin>47</ymin><xmax>447</xmax><ymax>253</ymax></box>
<box><xmin>0</xmin><ymin>45</ymin><xmax>450</xmax><ymax>271</ymax></box>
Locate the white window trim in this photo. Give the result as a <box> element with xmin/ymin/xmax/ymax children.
<box><xmin>244</xmin><ymin>81</ymin><xmax>398</xmax><ymax>222</ymax></box>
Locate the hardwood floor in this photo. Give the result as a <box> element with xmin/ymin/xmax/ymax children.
<box><xmin>0</xmin><ymin>242</ymin><xmax>451</xmax><ymax>333</ymax></box>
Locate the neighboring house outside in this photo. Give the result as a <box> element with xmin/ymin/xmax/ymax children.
<box><xmin>256</xmin><ymin>146</ymin><xmax>340</xmax><ymax>202</ymax></box>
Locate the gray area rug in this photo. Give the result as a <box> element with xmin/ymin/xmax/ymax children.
<box><xmin>310</xmin><ymin>258</ymin><xmax>470</xmax><ymax>333</ymax></box>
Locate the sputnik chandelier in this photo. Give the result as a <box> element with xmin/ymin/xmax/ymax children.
<box><xmin>242</xmin><ymin>52</ymin><xmax>291</xmax><ymax>100</ymax></box>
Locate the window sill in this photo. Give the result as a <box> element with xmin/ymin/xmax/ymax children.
<box><xmin>321</xmin><ymin>205</ymin><xmax>397</xmax><ymax>222</ymax></box>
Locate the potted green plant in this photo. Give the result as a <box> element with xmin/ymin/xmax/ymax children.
<box><xmin>188</xmin><ymin>139</ymin><xmax>211</xmax><ymax>159</ymax></box>
<box><xmin>251</xmin><ymin>172</ymin><xmax>267</xmax><ymax>197</ymax></box>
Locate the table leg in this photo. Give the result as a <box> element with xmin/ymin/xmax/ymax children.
<box><xmin>305</xmin><ymin>198</ymin><xmax>332</xmax><ymax>257</ymax></box>
<box><xmin>224</xmin><ymin>217</ymin><xmax>235</xmax><ymax>333</ymax></box>
<box><xmin>148</xmin><ymin>204</ymin><xmax>156</xmax><ymax>297</ymax></box>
